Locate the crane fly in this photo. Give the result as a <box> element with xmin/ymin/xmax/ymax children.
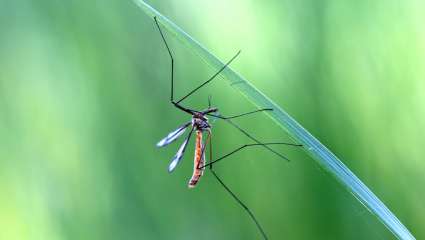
<box><xmin>153</xmin><ymin>16</ymin><xmax>302</xmax><ymax>240</ymax></box>
<box><xmin>157</xmin><ymin>108</ymin><xmax>215</xmax><ymax>188</ymax></box>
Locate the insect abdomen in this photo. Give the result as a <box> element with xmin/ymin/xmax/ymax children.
<box><xmin>188</xmin><ymin>130</ymin><xmax>205</xmax><ymax>188</ymax></box>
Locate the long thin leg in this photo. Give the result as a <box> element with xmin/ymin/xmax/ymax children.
<box><xmin>176</xmin><ymin>50</ymin><xmax>241</xmax><ymax>104</ymax></box>
<box><xmin>199</xmin><ymin>130</ymin><xmax>211</xmax><ymax>165</ymax></box>
<box><xmin>209</xmin><ymin>115</ymin><xmax>300</xmax><ymax>161</ymax></box>
<box><xmin>209</xmin><ymin>169</ymin><xmax>269</xmax><ymax>240</ymax></box>
<box><xmin>206</xmin><ymin>131</ymin><xmax>268</xmax><ymax>240</ymax></box>
<box><xmin>213</xmin><ymin>108</ymin><xmax>273</xmax><ymax>120</ymax></box>
<box><xmin>202</xmin><ymin>142</ymin><xmax>301</xmax><ymax>169</ymax></box>
<box><xmin>154</xmin><ymin>17</ymin><xmax>193</xmax><ymax>115</ymax></box>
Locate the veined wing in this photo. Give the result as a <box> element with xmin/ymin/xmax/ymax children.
<box><xmin>168</xmin><ymin>126</ymin><xmax>194</xmax><ymax>172</ymax></box>
<box><xmin>157</xmin><ymin>121</ymin><xmax>191</xmax><ymax>147</ymax></box>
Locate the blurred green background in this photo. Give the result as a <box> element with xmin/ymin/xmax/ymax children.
<box><xmin>0</xmin><ymin>0</ymin><xmax>424</xmax><ymax>239</ymax></box>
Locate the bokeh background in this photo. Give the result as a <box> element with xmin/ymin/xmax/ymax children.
<box><xmin>0</xmin><ymin>0</ymin><xmax>424</xmax><ymax>239</ymax></box>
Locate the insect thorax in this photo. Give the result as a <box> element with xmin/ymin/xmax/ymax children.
<box><xmin>192</xmin><ymin>114</ymin><xmax>210</xmax><ymax>131</ymax></box>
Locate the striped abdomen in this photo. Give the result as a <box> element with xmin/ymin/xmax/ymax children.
<box><xmin>188</xmin><ymin>130</ymin><xmax>205</xmax><ymax>188</ymax></box>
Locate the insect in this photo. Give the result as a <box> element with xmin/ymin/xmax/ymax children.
<box><xmin>154</xmin><ymin>16</ymin><xmax>302</xmax><ymax>240</ymax></box>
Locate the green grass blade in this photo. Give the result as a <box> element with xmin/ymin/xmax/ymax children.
<box><xmin>134</xmin><ymin>1</ymin><xmax>415</xmax><ymax>239</ymax></box>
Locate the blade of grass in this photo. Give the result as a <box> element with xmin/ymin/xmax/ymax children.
<box><xmin>134</xmin><ymin>1</ymin><xmax>415</xmax><ymax>239</ymax></box>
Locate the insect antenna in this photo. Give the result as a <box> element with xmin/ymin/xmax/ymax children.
<box><xmin>208</xmin><ymin>95</ymin><xmax>212</xmax><ymax>109</ymax></box>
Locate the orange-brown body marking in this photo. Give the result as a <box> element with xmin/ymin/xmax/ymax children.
<box><xmin>188</xmin><ymin>130</ymin><xmax>205</xmax><ymax>188</ymax></box>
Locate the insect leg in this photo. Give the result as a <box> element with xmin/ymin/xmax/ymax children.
<box><xmin>209</xmin><ymin>163</ymin><xmax>269</xmax><ymax>240</ymax></box>
<box><xmin>213</xmin><ymin>108</ymin><xmax>273</xmax><ymax>120</ymax></box>
<box><xmin>202</xmin><ymin>142</ymin><xmax>301</xmax><ymax>169</ymax></box>
<box><xmin>209</xmin><ymin>116</ymin><xmax>301</xmax><ymax>162</ymax></box>
<box><xmin>154</xmin><ymin>17</ymin><xmax>193</xmax><ymax>115</ymax></box>
<box><xmin>205</xmin><ymin>130</ymin><xmax>268</xmax><ymax>240</ymax></box>
<box><xmin>175</xmin><ymin>51</ymin><xmax>241</xmax><ymax>104</ymax></box>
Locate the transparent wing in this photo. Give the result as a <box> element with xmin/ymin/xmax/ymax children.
<box><xmin>168</xmin><ymin>127</ymin><xmax>194</xmax><ymax>172</ymax></box>
<box><xmin>157</xmin><ymin>121</ymin><xmax>191</xmax><ymax>147</ymax></box>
